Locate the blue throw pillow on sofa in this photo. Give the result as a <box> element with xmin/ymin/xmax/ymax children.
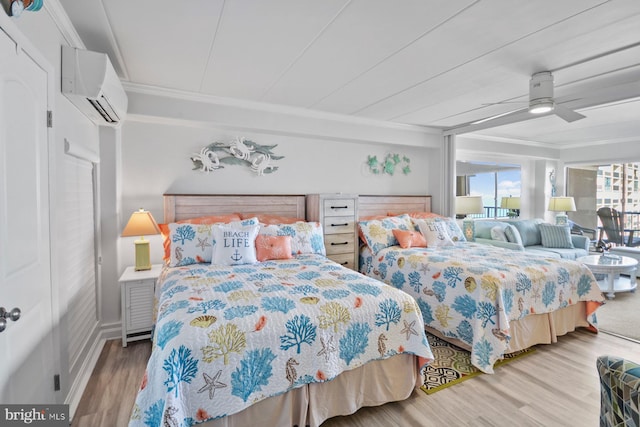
<box><xmin>510</xmin><ymin>219</ymin><xmax>543</xmax><ymax>246</ymax></box>
<box><xmin>539</xmin><ymin>223</ymin><xmax>574</xmax><ymax>248</ymax></box>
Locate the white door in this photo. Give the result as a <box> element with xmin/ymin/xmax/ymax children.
<box><xmin>0</xmin><ymin>26</ymin><xmax>57</xmax><ymax>403</ymax></box>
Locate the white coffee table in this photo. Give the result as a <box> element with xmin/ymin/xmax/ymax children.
<box><xmin>577</xmin><ymin>254</ymin><xmax>638</xmax><ymax>299</ymax></box>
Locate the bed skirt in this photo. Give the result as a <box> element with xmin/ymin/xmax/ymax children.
<box><xmin>200</xmin><ymin>353</ymin><xmax>419</xmax><ymax>427</ymax></box>
<box><xmin>426</xmin><ymin>301</ymin><xmax>591</xmax><ymax>354</ymax></box>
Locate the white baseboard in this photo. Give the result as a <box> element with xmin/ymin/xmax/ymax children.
<box><xmin>66</xmin><ymin>321</ymin><xmax>122</xmax><ymax>420</ymax></box>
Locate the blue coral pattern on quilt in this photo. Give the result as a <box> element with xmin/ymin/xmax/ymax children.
<box><xmin>359</xmin><ymin>242</ymin><xmax>604</xmax><ymax>374</ymax></box>
<box><xmin>129</xmin><ymin>254</ymin><xmax>433</xmax><ymax>427</ymax></box>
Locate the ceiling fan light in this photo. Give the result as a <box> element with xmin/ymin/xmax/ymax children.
<box><xmin>529</xmin><ymin>99</ymin><xmax>554</xmax><ymax>114</ymax></box>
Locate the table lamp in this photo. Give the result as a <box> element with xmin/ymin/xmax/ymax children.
<box><xmin>500</xmin><ymin>196</ymin><xmax>521</xmax><ymax>218</ymax></box>
<box><xmin>548</xmin><ymin>197</ymin><xmax>576</xmax><ymax>225</ymax></box>
<box><xmin>122</xmin><ymin>208</ymin><xmax>160</xmax><ymax>270</ymax></box>
<box><xmin>455</xmin><ymin>196</ymin><xmax>484</xmax><ymax>219</ymax></box>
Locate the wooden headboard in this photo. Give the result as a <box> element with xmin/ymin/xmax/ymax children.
<box><xmin>163</xmin><ymin>194</ymin><xmax>306</xmax><ymax>222</ymax></box>
<box><xmin>358</xmin><ymin>195</ymin><xmax>432</xmax><ymax>218</ymax></box>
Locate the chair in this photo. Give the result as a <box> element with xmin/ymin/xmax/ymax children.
<box><xmin>568</xmin><ymin>219</ymin><xmax>597</xmax><ymax>250</ymax></box>
<box><xmin>597</xmin><ymin>207</ymin><xmax>640</xmax><ymax>248</ymax></box>
<box><xmin>597</xmin><ymin>355</ymin><xmax>640</xmax><ymax>427</ymax></box>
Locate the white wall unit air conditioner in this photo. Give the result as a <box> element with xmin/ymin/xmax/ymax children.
<box><xmin>62</xmin><ymin>46</ymin><xmax>128</xmax><ymax>126</ymax></box>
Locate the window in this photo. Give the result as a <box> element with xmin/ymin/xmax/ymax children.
<box><xmin>456</xmin><ymin>162</ymin><xmax>521</xmax><ymax>218</ymax></box>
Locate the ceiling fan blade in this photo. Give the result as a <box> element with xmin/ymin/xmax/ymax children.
<box><xmin>553</xmin><ymin>103</ymin><xmax>586</xmax><ymax>123</ymax></box>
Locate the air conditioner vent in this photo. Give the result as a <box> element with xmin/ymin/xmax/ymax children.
<box><xmin>62</xmin><ymin>46</ymin><xmax>127</xmax><ymax>126</ymax></box>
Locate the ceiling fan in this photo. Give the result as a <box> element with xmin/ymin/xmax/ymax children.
<box><xmin>477</xmin><ymin>71</ymin><xmax>586</xmax><ymax>125</ymax></box>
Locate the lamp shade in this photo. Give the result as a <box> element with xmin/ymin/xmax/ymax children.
<box><xmin>122</xmin><ymin>208</ymin><xmax>161</xmax><ymax>237</ymax></box>
<box><xmin>547</xmin><ymin>197</ymin><xmax>576</xmax><ymax>212</ymax></box>
<box><xmin>500</xmin><ymin>196</ymin><xmax>521</xmax><ymax>209</ymax></box>
<box><xmin>455</xmin><ymin>196</ymin><xmax>484</xmax><ymax>215</ymax></box>
<box><xmin>122</xmin><ymin>209</ymin><xmax>160</xmax><ymax>271</ymax></box>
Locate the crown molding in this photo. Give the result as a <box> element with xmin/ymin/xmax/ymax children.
<box><xmin>44</xmin><ymin>0</ymin><xmax>85</xmax><ymax>48</ymax></box>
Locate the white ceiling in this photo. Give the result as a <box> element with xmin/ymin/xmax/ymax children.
<box><xmin>58</xmin><ymin>0</ymin><xmax>640</xmax><ymax>148</ymax></box>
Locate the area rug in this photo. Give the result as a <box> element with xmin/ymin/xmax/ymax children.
<box><xmin>596</xmin><ymin>291</ymin><xmax>640</xmax><ymax>342</ymax></box>
<box><xmin>421</xmin><ymin>333</ymin><xmax>535</xmax><ymax>394</ymax></box>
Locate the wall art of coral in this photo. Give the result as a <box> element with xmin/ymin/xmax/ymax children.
<box><xmin>366</xmin><ymin>153</ymin><xmax>411</xmax><ymax>176</ymax></box>
<box><xmin>191</xmin><ymin>137</ymin><xmax>284</xmax><ymax>176</ymax></box>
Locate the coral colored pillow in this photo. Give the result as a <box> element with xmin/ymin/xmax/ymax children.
<box><xmin>392</xmin><ymin>229</ymin><xmax>427</xmax><ymax>248</ymax></box>
<box><xmin>255</xmin><ymin>235</ymin><xmax>293</xmax><ymax>262</ymax></box>
<box><xmin>159</xmin><ymin>214</ymin><xmax>242</xmax><ymax>261</ymax></box>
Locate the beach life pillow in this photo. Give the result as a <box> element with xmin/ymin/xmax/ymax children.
<box><xmin>414</xmin><ymin>218</ymin><xmax>455</xmax><ymax>248</ymax></box>
<box><xmin>212</xmin><ymin>224</ymin><xmax>260</xmax><ymax>265</ymax></box>
<box><xmin>255</xmin><ymin>235</ymin><xmax>293</xmax><ymax>262</ymax></box>
<box><xmin>437</xmin><ymin>217</ymin><xmax>467</xmax><ymax>242</ymax></box>
<box><xmin>159</xmin><ymin>214</ymin><xmax>242</xmax><ymax>261</ymax></box>
<box><xmin>358</xmin><ymin>214</ymin><xmax>414</xmax><ymax>254</ymax></box>
<box><xmin>259</xmin><ymin>221</ymin><xmax>326</xmax><ymax>256</ymax></box>
<box><xmin>168</xmin><ymin>217</ymin><xmax>259</xmax><ymax>267</ymax></box>
<box><xmin>539</xmin><ymin>223</ymin><xmax>574</xmax><ymax>248</ymax></box>
<box><xmin>392</xmin><ymin>229</ymin><xmax>427</xmax><ymax>248</ymax></box>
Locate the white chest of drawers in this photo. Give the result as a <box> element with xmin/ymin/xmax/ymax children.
<box><xmin>306</xmin><ymin>194</ymin><xmax>358</xmax><ymax>270</ymax></box>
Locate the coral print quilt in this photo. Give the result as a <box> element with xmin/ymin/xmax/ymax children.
<box><xmin>360</xmin><ymin>243</ymin><xmax>604</xmax><ymax>373</ymax></box>
<box><xmin>129</xmin><ymin>254</ymin><xmax>433</xmax><ymax>427</ymax></box>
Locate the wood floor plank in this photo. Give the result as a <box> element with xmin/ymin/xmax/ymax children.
<box><xmin>71</xmin><ymin>330</ymin><xmax>639</xmax><ymax>427</ymax></box>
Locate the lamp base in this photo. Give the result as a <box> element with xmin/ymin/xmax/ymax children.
<box><xmin>134</xmin><ymin>239</ymin><xmax>152</xmax><ymax>271</ymax></box>
<box><xmin>555</xmin><ymin>214</ymin><xmax>568</xmax><ymax>226</ymax></box>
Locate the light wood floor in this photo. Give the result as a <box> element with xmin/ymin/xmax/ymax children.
<box><xmin>72</xmin><ymin>330</ymin><xmax>639</xmax><ymax>427</ymax></box>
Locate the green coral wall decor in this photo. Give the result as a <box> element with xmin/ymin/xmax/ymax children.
<box><xmin>366</xmin><ymin>153</ymin><xmax>411</xmax><ymax>176</ymax></box>
<box><xmin>191</xmin><ymin>137</ymin><xmax>284</xmax><ymax>176</ymax></box>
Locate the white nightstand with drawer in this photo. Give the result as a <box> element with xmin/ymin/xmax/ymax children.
<box><xmin>306</xmin><ymin>194</ymin><xmax>358</xmax><ymax>270</ymax></box>
<box><xmin>119</xmin><ymin>264</ymin><xmax>162</xmax><ymax>347</ymax></box>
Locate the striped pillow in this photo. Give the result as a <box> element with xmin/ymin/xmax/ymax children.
<box><xmin>539</xmin><ymin>224</ymin><xmax>574</xmax><ymax>248</ymax></box>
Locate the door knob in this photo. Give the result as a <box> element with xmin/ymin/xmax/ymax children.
<box><xmin>0</xmin><ymin>307</ymin><xmax>21</xmax><ymax>332</ymax></box>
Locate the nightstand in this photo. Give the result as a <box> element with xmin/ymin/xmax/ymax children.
<box><xmin>119</xmin><ymin>264</ymin><xmax>162</xmax><ymax>347</ymax></box>
<box><xmin>306</xmin><ymin>194</ymin><xmax>359</xmax><ymax>270</ymax></box>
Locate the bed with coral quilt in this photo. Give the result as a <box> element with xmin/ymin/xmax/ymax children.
<box><xmin>129</xmin><ymin>203</ymin><xmax>433</xmax><ymax>427</ymax></box>
<box><xmin>360</xmin><ymin>240</ymin><xmax>604</xmax><ymax>374</ymax></box>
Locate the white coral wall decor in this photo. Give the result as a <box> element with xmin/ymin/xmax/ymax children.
<box><xmin>190</xmin><ymin>137</ymin><xmax>284</xmax><ymax>175</ymax></box>
<box><xmin>366</xmin><ymin>153</ymin><xmax>411</xmax><ymax>176</ymax></box>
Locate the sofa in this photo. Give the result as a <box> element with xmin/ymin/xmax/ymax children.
<box><xmin>597</xmin><ymin>355</ymin><xmax>640</xmax><ymax>427</ymax></box>
<box><xmin>463</xmin><ymin>218</ymin><xmax>590</xmax><ymax>260</ymax></box>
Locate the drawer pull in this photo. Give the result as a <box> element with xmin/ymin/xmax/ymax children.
<box><xmin>330</xmin><ymin>205</ymin><xmax>349</xmax><ymax>209</ymax></box>
<box><xmin>331</xmin><ymin>241</ymin><xmax>349</xmax><ymax>246</ymax></box>
<box><xmin>340</xmin><ymin>261</ymin><xmax>349</xmax><ymax>265</ymax></box>
<box><xmin>331</xmin><ymin>223</ymin><xmax>349</xmax><ymax>227</ymax></box>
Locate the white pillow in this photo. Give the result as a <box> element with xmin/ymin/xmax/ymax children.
<box><xmin>212</xmin><ymin>224</ymin><xmax>260</xmax><ymax>265</ymax></box>
<box><xmin>414</xmin><ymin>219</ymin><xmax>454</xmax><ymax>248</ymax></box>
<box><xmin>490</xmin><ymin>225</ymin><xmax>508</xmax><ymax>241</ymax></box>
